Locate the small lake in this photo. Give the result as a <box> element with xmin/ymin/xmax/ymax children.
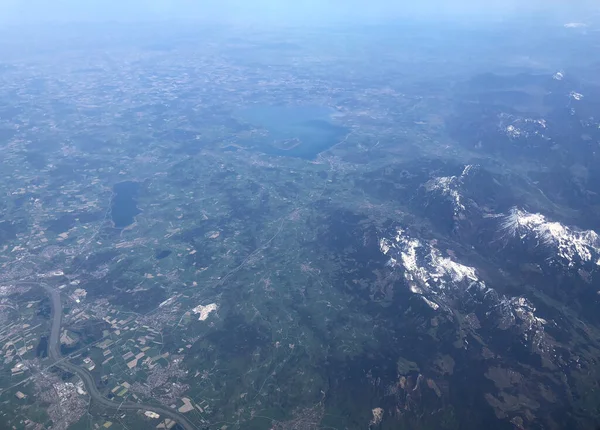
<box><xmin>111</xmin><ymin>181</ymin><xmax>141</xmax><ymax>229</ymax></box>
<box><xmin>235</xmin><ymin>105</ymin><xmax>347</xmax><ymax>159</ymax></box>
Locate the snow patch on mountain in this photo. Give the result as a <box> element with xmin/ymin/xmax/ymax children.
<box><xmin>424</xmin><ymin>165</ymin><xmax>474</xmax><ymax>217</ymax></box>
<box><xmin>380</xmin><ymin>228</ymin><xmax>481</xmax><ymax>310</ymax></box>
<box><xmin>493</xmin><ymin>296</ymin><xmax>548</xmax><ymax>350</ymax></box>
<box><xmin>570</xmin><ymin>91</ymin><xmax>584</xmax><ymax>101</ymax></box>
<box><xmin>498</xmin><ymin>114</ymin><xmax>549</xmax><ymax>141</ymax></box>
<box><xmin>379</xmin><ymin>227</ymin><xmax>549</xmax><ymax>350</ymax></box>
<box><xmin>501</xmin><ymin>208</ymin><xmax>600</xmax><ymax>267</ymax></box>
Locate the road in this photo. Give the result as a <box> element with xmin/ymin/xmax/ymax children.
<box><xmin>35</xmin><ymin>282</ymin><xmax>198</xmax><ymax>430</ymax></box>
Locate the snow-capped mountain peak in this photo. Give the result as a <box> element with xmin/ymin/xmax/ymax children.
<box><xmin>424</xmin><ymin>165</ymin><xmax>475</xmax><ymax>217</ymax></box>
<box><xmin>379</xmin><ymin>227</ymin><xmax>549</xmax><ymax>352</ymax></box>
<box><xmin>501</xmin><ymin>208</ymin><xmax>600</xmax><ymax>266</ymax></box>
<box><xmin>380</xmin><ymin>228</ymin><xmax>482</xmax><ymax>311</ymax></box>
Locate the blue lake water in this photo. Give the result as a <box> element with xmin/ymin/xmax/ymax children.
<box><xmin>235</xmin><ymin>105</ymin><xmax>347</xmax><ymax>159</ymax></box>
<box><xmin>111</xmin><ymin>181</ymin><xmax>141</xmax><ymax>228</ymax></box>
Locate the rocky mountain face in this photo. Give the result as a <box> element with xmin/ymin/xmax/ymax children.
<box><xmin>330</xmin><ymin>70</ymin><xmax>600</xmax><ymax>429</ymax></box>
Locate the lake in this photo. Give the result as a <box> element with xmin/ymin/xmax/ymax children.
<box><xmin>235</xmin><ymin>105</ymin><xmax>347</xmax><ymax>159</ymax></box>
<box><xmin>111</xmin><ymin>181</ymin><xmax>141</xmax><ymax>228</ymax></box>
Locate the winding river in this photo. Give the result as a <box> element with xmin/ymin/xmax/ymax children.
<box><xmin>32</xmin><ymin>282</ymin><xmax>197</xmax><ymax>430</ymax></box>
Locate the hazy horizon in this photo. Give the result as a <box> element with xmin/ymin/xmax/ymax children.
<box><xmin>1</xmin><ymin>0</ymin><xmax>598</xmax><ymax>26</ymax></box>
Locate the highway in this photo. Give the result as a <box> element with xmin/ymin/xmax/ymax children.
<box><xmin>35</xmin><ymin>282</ymin><xmax>198</xmax><ymax>430</ymax></box>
